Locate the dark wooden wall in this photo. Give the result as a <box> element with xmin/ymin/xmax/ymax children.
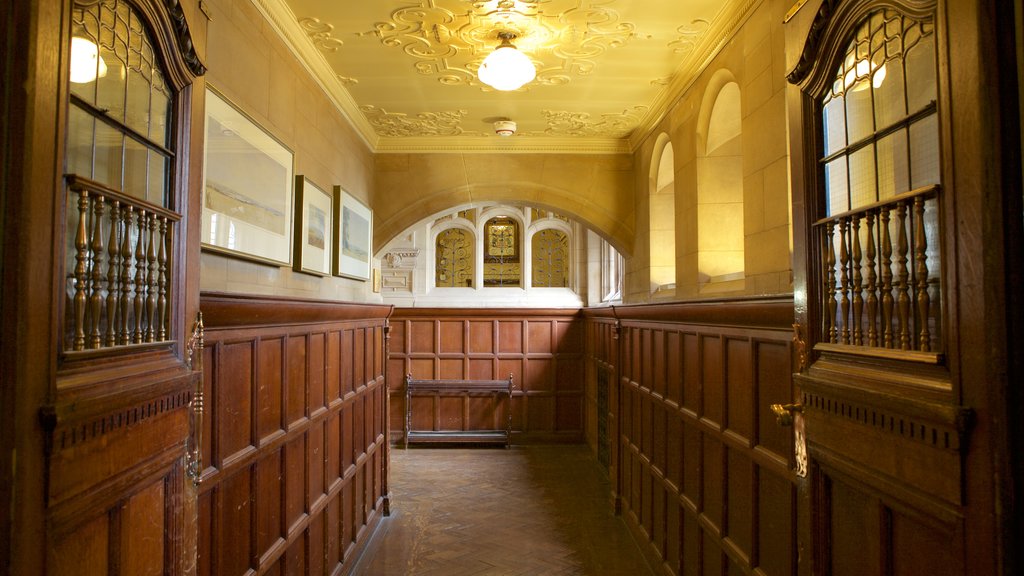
<box><xmin>388</xmin><ymin>308</ymin><xmax>584</xmax><ymax>444</ymax></box>
<box><xmin>198</xmin><ymin>293</ymin><xmax>391</xmax><ymax>575</ymax></box>
<box><xmin>584</xmin><ymin>298</ymin><xmax>798</xmax><ymax>576</ymax></box>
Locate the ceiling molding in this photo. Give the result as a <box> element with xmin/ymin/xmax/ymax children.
<box><xmin>628</xmin><ymin>0</ymin><xmax>762</xmax><ymax>152</ymax></box>
<box><xmin>373</xmin><ymin>136</ymin><xmax>630</xmax><ymax>154</ymax></box>
<box><xmin>252</xmin><ymin>0</ymin><xmax>380</xmax><ymax>150</ymax></box>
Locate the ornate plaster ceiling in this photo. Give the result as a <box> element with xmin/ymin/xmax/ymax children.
<box><xmin>257</xmin><ymin>0</ymin><xmax>757</xmax><ymax>153</ymax></box>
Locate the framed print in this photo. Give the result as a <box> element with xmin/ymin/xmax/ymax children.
<box><xmin>201</xmin><ymin>88</ymin><xmax>294</xmax><ymax>265</ymax></box>
<box><xmin>333</xmin><ymin>187</ymin><xmax>372</xmax><ymax>280</ymax></box>
<box><xmin>293</xmin><ymin>176</ymin><xmax>333</xmax><ymax>276</ymax></box>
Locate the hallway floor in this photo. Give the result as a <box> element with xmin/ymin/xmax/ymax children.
<box><xmin>353</xmin><ymin>445</ymin><xmax>655</xmax><ymax>575</ymax></box>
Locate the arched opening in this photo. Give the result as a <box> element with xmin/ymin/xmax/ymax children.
<box><xmin>697</xmin><ymin>80</ymin><xmax>745</xmax><ymax>291</ymax></box>
<box><xmin>649</xmin><ymin>135</ymin><xmax>676</xmax><ymax>292</ymax></box>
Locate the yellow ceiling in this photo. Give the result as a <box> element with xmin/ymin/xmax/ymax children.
<box><xmin>256</xmin><ymin>0</ymin><xmax>755</xmax><ymax>153</ymax></box>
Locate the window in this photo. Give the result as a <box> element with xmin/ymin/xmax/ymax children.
<box><xmin>483</xmin><ymin>216</ymin><xmax>521</xmax><ymax>287</ymax></box>
<box><xmin>63</xmin><ymin>0</ymin><xmax>180</xmax><ymax>352</ymax></box>
<box><xmin>435</xmin><ymin>228</ymin><xmax>474</xmax><ymax>287</ymax></box>
<box><xmin>815</xmin><ymin>10</ymin><xmax>942</xmax><ymax>352</ymax></box>
<box><xmin>531</xmin><ymin>228</ymin><xmax>569</xmax><ymax>287</ymax></box>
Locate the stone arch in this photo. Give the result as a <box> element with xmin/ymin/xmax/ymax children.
<box><xmin>372</xmin><ymin>153</ymin><xmax>635</xmax><ymax>259</ymax></box>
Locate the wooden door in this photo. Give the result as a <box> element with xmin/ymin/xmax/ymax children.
<box><xmin>784</xmin><ymin>0</ymin><xmax>1018</xmax><ymax>574</ymax></box>
<box><xmin>1</xmin><ymin>0</ymin><xmax>207</xmax><ymax>573</ymax></box>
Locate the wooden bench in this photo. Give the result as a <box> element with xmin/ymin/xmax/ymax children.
<box><xmin>403</xmin><ymin>374</ymin><xmax>513</xmax><ymax>449</ymax></box>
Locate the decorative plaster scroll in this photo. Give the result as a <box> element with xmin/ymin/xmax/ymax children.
<box><xmin>363</xmin><ymin>0</ymin><xmax>639</xmax><ymax>88</ymax></box>
<box><xmin>299</xmin><ymin>16</ymin><xmax>345</xmax><ymax>52</ymax></box>
<box><xmin>669</xmin><ymin>19</ymin><xmax>710</xmax><ymax>55</ymax></box>
<box><xmin>540</xmin><ymin>105</ymin><xmax>648</xmax><ymax>138</ymax></box>
<box><xmin>360</xmin><ymin>105</ymin><xmax>475</xmax><ymax>137</ymax></box>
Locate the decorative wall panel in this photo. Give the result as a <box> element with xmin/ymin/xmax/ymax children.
<box><xmin>583</xmin><ymin>297</ymin><xmax>797</xmax><ymax>576</ymax></box>
<box><xmin>389</xmin><ymin>308</ymin><xmax>584</xmax><ymax>444</ymax></box>
<box><xmin>198</xmin><ymin>293</ymin><xmax>391</xmax><ymax>576</ymax></box>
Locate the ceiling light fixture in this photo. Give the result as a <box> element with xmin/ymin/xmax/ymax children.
<box><xmin>478</xmin><ymin>32</ymin><xmax>536</xmax><ymax>91</ymax></box>
<box><xmin>69</xmin><ymin>36</ymin><xmax>107</xmax><ymax>84</ymax></box>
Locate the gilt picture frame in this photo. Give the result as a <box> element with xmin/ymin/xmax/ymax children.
<box><xmin>201</xmin><ymin>88</ymin><xmax>294</xmax><ymax>265</ymax></box>
<box><xmin>333</xmin><ymin>187</ymin><xmax>372</xmax><ymax>280</ymax></box>
<box><xmin>293</xmin><ymin>176</ymin><xmax>333</xmax><ymax>276</ymax></box>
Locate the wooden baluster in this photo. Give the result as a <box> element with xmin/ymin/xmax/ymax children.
<box><xmin>896</xmin><ymin>201</ymin><xmax>911</xmax><ymax>350</ymax></box>
<box><xmin>146</xmin><ymin>213</ymin><xmax>158</xmax><ymax>342</ymax></box>
<box><xmin>838</xmin><ymin>219</ymin><xmax>850</xmax><ymax>345</ymax></box>
<box><xmin>133</xmin><ymin>209</ymin><xmax>147</xmax><ymax>344</ymax></box>
<box><xmin>914</xmin><ymin>196</ymin><xmax>931</xmax><ymax>352</ymax></box>
<box><xmin>105</xmin><ymin>200</ymin><xmax>120</xmax><ymax>347</ymax></box>
<box><xmin>88</xmin><ymin>195</ymin><xmax>105</xmax><ymax>349</ymax></box>
<box><xmin>119</xmin><ymin>207</ymin><xmax>133</xmax><ymax>345</ymax></box>
<box><xmin>864</xmin><ymin>212</ymin><xmax>878</xmax><ymax>347</ymax></box>
<box><xmin>824</xmin><ymin>221</ymin><xmax>838</xmax><ymax>344</ymax></box>
<box><xmin>880</xmin><ymin>206</ymin><xmax>894</xmax><ymax>348</ymax></box>
<box><xmin>72</xmin><ymin>189</ymin><xmax>90</xmax><ymax>351</ymax></box>
<box><xmin>850</xmin><ymin>214</ymin><xmax>863</xmax><ymax>346</ymax></box>
<box><xmin>157</xmin><ymin>217</ymin><xmax>168</xmax><ymax>341</ymax></box>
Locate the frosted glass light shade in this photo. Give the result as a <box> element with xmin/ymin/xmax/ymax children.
<box><xmin>478</xmin><ymin>42</ymin><xmax>536</xmax><ymax>91</ymax></box>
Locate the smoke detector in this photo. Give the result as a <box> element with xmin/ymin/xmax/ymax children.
<box><xmin>494</xmin><ymin>120</ymin><xmax>517</xmax><ymax>136</ymax></box>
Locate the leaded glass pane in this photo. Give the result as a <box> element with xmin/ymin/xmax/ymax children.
<box><xmin>94</xmin><ymin>121</ymin><xmax>124</xmax><ymax>189</ymax></box>
<box><xmin>67</xmin><ymin>106</ymin><xmax>95</xmax><ymax>178</ymax></box>
<box><xmin>910</xmin><ymin>115</ymin><xmax>941</xmax><ymax>189</ymax></box>
<box><xmin>849</xmin><ymin>146</ymin><xmax>877</xmax><ymax>209</ymax></box>
<box><xmin>822</xmin><ymin>95</ymin><xmax>847</xmax><ymax>156</ymax></box>
<box><xmin>825</xmin><ymin>158</ymin><xmax>849</xmax><ymax>215</ymax></box>
<box><xmin>876</xmin><ymin>130</ymin><xmax>910</xmax><ymax>201</ymax></box>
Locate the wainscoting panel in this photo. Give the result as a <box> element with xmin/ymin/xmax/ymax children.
<box><xmin>198</xmin><ymin>293</ymin><xmax>391</xmax><ymax>576</ymax></box>
<box><xmin>388</xmin><ymin>308</ymin><xmax>584</xmax><ymax>444</ymax></box>
<box><xmin>584</xmin><ymin>298</ymin><xmax>797</xmax><ymax>576</ymax></box>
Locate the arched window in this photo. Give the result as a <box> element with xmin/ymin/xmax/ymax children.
<box><xmin>817</xmin><ymin>10</ymin><xmax>941</xmax><ymax>351</ymax></box>
<box><xmin>483</xmin><ymin>216</ymin><xmax>521</xmax><ymax>287</ymax></box>
<box><xmin>531</xmin><ymin>228</ymin><xmax>569</xmax><ymax>287</ymax></box>
<box><xmin>435</xmin><ymin>228</ymin><xmax>474</xmax><ymax>287</ymax></box>
<box><xmin>698</xmin><ymin>80</ymin><xmax>744</xmax><ymax>290</ymax></box>
<box><xmin>63</xmin><ymin>0</ymin><xmax>179</xmax><ymax>351</ymax></box>
<box><xmin>649</xmin><ymin>135</ymin><xmax>676</xmax><ymax>292</ymax></box>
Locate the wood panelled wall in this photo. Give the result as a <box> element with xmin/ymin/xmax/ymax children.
<box><xmin>584</xmin><ymin>297</ymin><xmax>798</xmax><ymax>576</ymax></box>
<box><xmin>388</xmin><ymin>308</ymin><xmax>584</xmax><ymax>444</ymax></box>
<box><xmin>198</xmin><ymin>293</ymin><xmax>391</xmax><ymax>576</ymax></box>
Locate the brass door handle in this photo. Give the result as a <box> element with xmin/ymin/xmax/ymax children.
<box><xmin>770</xmin><ymin>403</ymin><xmax>803</xmax><ymax>427</ymax></box>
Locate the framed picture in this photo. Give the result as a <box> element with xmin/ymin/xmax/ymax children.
<box><xmin>201</xmin><ymin>88</ymin><xmax>294</xmax><ymax>265</ymax></box>
<box><xmin>293</xmin><ymin>176</ymin><xmax>333</xmax><ymax>276</ymax></box>
<box><xmin>333</xmin><ymin>187</ymin><xmax>372</xmax><ymax>280</ymax></box>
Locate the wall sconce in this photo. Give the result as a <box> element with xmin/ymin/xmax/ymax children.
<box><xmin>69</xmin><ymin>36</ymin><xmax>107</xmax><ymax>84</ymax></box>
<box><xmin>478</xmin><ymin>32</ymin><xmax>536</xmax><ymax>91</ymax></box>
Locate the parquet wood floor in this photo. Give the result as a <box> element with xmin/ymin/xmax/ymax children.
<box><xmin>353</xmin><ymin>445</ymin><xmax>654</xmax><ymax>575</ymax></box>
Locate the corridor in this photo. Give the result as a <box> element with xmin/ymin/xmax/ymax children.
<box><xmin>354</xmin><ymin>445</ymin><xmax>654</xmax><ymax>575</ymax></box>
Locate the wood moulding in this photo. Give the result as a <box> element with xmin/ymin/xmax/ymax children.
<box><xmin>200</xmin><ymin>291</ymin><xmax>393</xmax><ymax>328</ymax></box>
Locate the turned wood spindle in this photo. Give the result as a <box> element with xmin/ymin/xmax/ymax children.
<box><xmin>119</xmin><ymin>206</ymin><xmax>133</xmax><ymax>345</ymax></box>
<box><xmin>914</xmin><ymin>196</ymin><xmax>931</xmax><ymax>352</ymax></box>
<box><xmin>158</xmin><ymin>217</ymin><xmax>168</xmax><ymax>341</ymax></box>
<box><xmin>896</xmin><ymin>201</ymin><xmax>911</xmax><ymax>350</ymax></box>
<box><xmin>105</xmin><ymin>200</ymin><xmax>120</xmax><ymax>348</ymax></box>
<box><xmin>838</xmin><ymin>219</ymin><xmax>851</xmax><ymax>345</ymax></box>
<box><xmin>73</xmin><ymin>189</ymin><xmax>90</xmax><ymax>351</ymax></box>
<box><xmin>865</xmin><ymin>212</ymin><xmax>878</xmax><ymax>347</ymax></box>
<box><xmin>134</xmin><ymin>209</ymin><xmax>147</xmax><ymax>344</ymax></box>
<box><xmin>880</xmin><ymin>206</ymin><xmax>894</xmax><ymax>348</ymax></box>
<box><xmin>88</xmin><ymin>195</ymin><xmax>105</xmax><ymax>349</ymax></box>
<box><xmin>146</xmin><ymin>213</ymin><xmax>158</xmax><ymax>343</ymax></box>
<box><xmin>850</xmin><ymin>215</ymin><xmax>863</xmax><ymax>346</ymax></box>
<box><xmin>824</xmin><ymin>221</ymin><xmax>838</xmax><ymax>344</ymax></box>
